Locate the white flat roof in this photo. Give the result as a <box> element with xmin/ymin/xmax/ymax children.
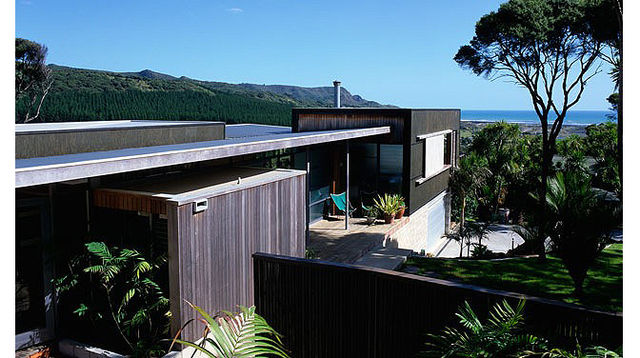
<box><xmin>225</xmin><ymin>124</ymin><xmax>292</xmax><ymax>138</ymax></box>
<box><xmin>97</xmin><ymin>167</ymin><xmax>306</xmax><ymax>205</ymax></box>
<box><xmin>15</xmin><ymin>126</ymin><xmax>390</xmax><ymax>188</ymax></box>
<box><xmin>16</xmin><ymin>120</ymin><xmax>222</xmax><ymax>134</ymax></box>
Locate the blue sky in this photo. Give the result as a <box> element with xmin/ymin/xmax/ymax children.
<box><xmin>15</xmin><ymin>0</ymin><xmax>615</xmax><ymax>110</ymax></box>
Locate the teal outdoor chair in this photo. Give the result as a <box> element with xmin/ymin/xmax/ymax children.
<box><xmin>329</xmin><ymin>192</ymin><xmax>356</xmax><ymax>216</ymax></box>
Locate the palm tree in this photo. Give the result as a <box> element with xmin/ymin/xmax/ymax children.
<box><xmin>545</xmin><ymin>172</ymin><xmax>620</xmax><ymax>295</ymax></box>
<box><xmin>468</xmin><ymin>221</ymin><xmax>491</xmax><ymax>257</ymax></box>
<box><xmin>469</xmin><ymin>122</ymin><xmax>521</xmax><ymax>216</ymax></box>
<box><xmin>449</xmin><ymin>153</ymin><xmax>492</xmax><ymax>255</ymax></box>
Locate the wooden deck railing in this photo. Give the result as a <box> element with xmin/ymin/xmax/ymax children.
<box><xmin>253</xmin><ymin>253</ymin><xmax>622</xmax><ymax>358</ymax></box>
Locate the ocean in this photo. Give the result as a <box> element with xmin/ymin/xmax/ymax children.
<box><xmin>461</xmin><ymin>110</ymin><xmax>615</xmax><ymax>126</ymax></box>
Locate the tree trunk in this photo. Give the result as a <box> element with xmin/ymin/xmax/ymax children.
<box><xmin>494</xmin><ymin>179</ymin><xmax>503</xmax><ymax>217</ymax></box>
<box><xmin>459</xmin><ymin>197</ymin><xmax>466</xmax><ymax>258</ymax></box>
<box><xmin>617</xmin><ymin>65</ymin><xmax>622</xmax><ymax>199</ymax></box>
<box><xmin>537</xmin><ymin>139</ymin><xmax>553</xmax><ymax>261</ymax></box>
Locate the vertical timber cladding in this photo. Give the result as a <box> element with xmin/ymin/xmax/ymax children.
<box><xmin>167</xmin><ymin>173</ymin><xmax>307</xmax><ymax>340</ymax></box>
<box><xmin>406</xmin><ymin>110</ymin><xmax>460</xmax><ymax>214</ymax></box>
<box><xmin>292</xmin><ymin>108</ymin><xmax>408</xmax><ymax>144</ymax></box>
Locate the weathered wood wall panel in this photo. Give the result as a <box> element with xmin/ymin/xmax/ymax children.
<box><xmin>254</xmin><ymin>253</ymin><xmax>623</xmax><ymax>358</ymax></box>
<box><xmin>169</xmin><ymin>174</ymin><xmax>306</xmax><ymax>339</ymax></box>
<box><xmin>93</xmin><ymin>189</ymin><xmax>168</xmax><ymax>215</ymax></box>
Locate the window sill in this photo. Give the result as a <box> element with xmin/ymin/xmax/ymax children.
<box><xmin>415</xmin><ymin>165</ymin><xmax>452</xmax><ymax>185</ymax></box>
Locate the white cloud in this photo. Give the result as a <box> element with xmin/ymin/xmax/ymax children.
<box><xmin>226</xmin><ymin>8</ymin><xmax>243</xmax><ymax>13</ymax></box>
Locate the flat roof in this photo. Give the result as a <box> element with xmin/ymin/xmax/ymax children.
<box><xmin>16</xmin><ymin>126</ymin><xmax>390</xmax><ymax>188</ymax></box>
<box><xmin>225</xmin><ymin>124</ymin><xmax>291</xmax><ymax>138</ymax></box>
<box><xmin>96</xmin><ymin>167</ymin><xmax>305</xmax><ymax>205</ymax></box>
<box><xmin>16</xmin><ymin>120</ymin><xmax>223</xmax><ymax>134</ymax></box>
<box><xmin>292</xmin><ymin>107</ymin><xmax>461</xmax><ymax>112</ymax></box>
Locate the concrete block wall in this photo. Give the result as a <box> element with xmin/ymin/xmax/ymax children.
<box><xmin>386</xmin><ymin>192</ymin><xmax>450</xmax><ymax>254</ymax></box>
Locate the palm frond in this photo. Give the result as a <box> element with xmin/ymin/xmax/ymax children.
<box><xmin>177</xmin><ymin>303</ymin><xmax>290</xmax><ymax>358</ymax></box>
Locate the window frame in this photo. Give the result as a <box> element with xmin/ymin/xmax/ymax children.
<box><xmin>415</xmin><ymin>129</ymin><xmax>454</xmax><ymax>185</ymax></box>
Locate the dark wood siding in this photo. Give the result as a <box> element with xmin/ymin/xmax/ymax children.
<box><xmin>168</xmin><ymin>174</ymin><xmax>306</xmax><ymax>339</ymax></box>
<box><xmin>292</xmin><ymin>108</ymin><xmax>409</xmax><ymax>144</ymax></box>
<box><xmin>406</xmin><ymin>110</ymin><xmax>460</xmax><ymax>214</ymax></box>
<box><xmin>254</xmin><ymin>253</ymin><xmax>622</xmax><ymax>358</ymax></box>
<box><xmin>290</xmin><ymin>108</ymin><xmax>460</xmax><ymax>215</ymax></box>
<box><xmin>93</xmin><ymin>189</ymin><xmax>168</xmax><ymax>215</ymax></box>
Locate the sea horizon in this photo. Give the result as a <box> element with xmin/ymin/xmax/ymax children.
<box><xmin>461</xmin><ymin>109</ymin><xmax>615</xmax><ymax>126</ymax></box>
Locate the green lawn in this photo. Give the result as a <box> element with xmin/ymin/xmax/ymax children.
<box><xmin>402</xmin><ymin>244</ymin><xmax>622</xmax><ymax>312</ymax></box>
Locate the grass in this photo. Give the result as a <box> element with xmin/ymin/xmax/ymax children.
<box><xmin>402</xmin><ymin>243</ymin><xmax>622</xmax><ymax>312</ymax></box>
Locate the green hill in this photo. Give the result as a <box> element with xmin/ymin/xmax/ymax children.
<box><xmin>16</xmin><ymin>65</ymin><xmax>391</xmax><ymax>125</ymax></box>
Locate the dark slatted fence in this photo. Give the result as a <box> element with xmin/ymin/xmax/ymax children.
<box><xmin>253</xmin><ymin>253</ymin><xmax>622</xmax><ymax>358</ymax></box>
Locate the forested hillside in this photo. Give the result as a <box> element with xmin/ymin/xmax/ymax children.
<box><xmin>15</xmin><ymin>65</ymin><xmax>390</xmax><ymax>125</ymax></box>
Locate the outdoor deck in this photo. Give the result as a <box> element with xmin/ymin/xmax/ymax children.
<box><xmin>307</xmin><ymin>216</ymin><xmax>409</xmax><ymax>264</ymax></box>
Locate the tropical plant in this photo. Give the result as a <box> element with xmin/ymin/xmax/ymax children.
<box><xmin>555</xmin><ymin>135</ymin><xmax>589</xmax><ymax>177</ymax></box>
<box><xmin>172</xmin><ymin>303</ymin><xmax>289</xmax><ymax>358</ymax></box>
<box><xmin>449</xmin><ymin>153</ymin><xmax>491</xmax><ymax>233</ymax></box>
<box><xmin>373</xmin><ymin>193</ymin><xmax>400</xmax><ymax>216</ymax></box>
<box><xmin>522</xmin><ymin>343</ymin><xmax>622</xmax><ymax>357</ymax></box>
<box><xmin>421</xmin><ymin>300</ymin><xmax>546</xmax><ymax>357</ymax></box>
<box><xmin>469</xmin><ymin>122</ymin><xmax>522</xmax><ymax>216</ymax></box>
<box><xmin>54</xmin><ymin>242</ymin><xmax>170</xmax><ymax>357</ymax></box>
<box><xmin>471</xmin><ymin>244</ymin><xmax>492</xmax><ymax>259</ymax></box>
<box><xmin>455</xmin><ymin>0</ymin><xmax>606</xmax><ymax>259</ymax></box>
<box><xmin>468</xmin><ymin>221</ymin><xmax>492</xmax><ymax>255</ymax></box>
<box><xmin>544</xmin><ymin>172</ymin><xmax>620</xmax><ymax>295</ymax></box>
<box><xmin>583</xmin><ymin>121</ymin><xmax>620</xmax><ymax>194</ymax></box>
<box><xmin>512</xmin><ymin>218</ymin><xmax>548</xmax><ymax>256</ymax></box>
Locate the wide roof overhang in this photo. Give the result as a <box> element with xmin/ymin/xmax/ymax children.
<box><xmin>15</xmin><ymin>126</ymin><xmax>390</xmax><ymax>188</ymax></box>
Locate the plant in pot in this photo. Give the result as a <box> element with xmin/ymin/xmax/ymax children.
<box><xmin>394</xmin><ymin>195</ymin><xmax>406</xmax><ymax>219</ymax></box>
<box><xmin>374</xmin><ymin>194</ymin><xmax>399</xmax><ymax>224</ymax></box>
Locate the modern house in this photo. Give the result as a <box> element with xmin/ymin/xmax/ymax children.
<box><xmin>15</xmin><ymin>92</ymin><xmax>459</xmax><ymax>348</ymax></box>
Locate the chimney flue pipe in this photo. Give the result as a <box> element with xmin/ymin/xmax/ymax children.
<box><xmin>333</xmin><ymin>80</ymin><xmax>341</xmax><ymax>108</ymax></box>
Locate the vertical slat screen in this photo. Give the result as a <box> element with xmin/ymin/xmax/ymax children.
<box><xmin>253</xmin><ymin>254</ymin><xmax>622</xmax><ymax>358</ymax></box>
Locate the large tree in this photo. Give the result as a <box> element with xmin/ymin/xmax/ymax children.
<box><xmin>454</xmin><ymin>0</ymin><xmax>605</xmax><ymax>258</ymax></box>
<box><xmin>16</xmin><ymin>38</ymin><xmax>52</xmax><ymax>123</ymax></box>
<box><xmin>584</xmin><ymin>0</ymin><xmax>622</xmax><ymax>194</ymax></box>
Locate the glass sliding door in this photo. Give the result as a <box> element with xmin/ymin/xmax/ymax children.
<box><xmin>15</xmin><ymin>199</ymin><xmax>54</xmax><ymax>349</ymax></box>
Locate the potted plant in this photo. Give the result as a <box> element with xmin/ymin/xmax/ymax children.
<box><xmin>374</xmin><ymin>194</ymin><xmax>399</xmax><ymax>224</ymax></box>
<box><xmin>394</xmin><ymin>195</ymin><xmax>406</xmax><ymax>219</ymax></box>
<box><xmin>364</xmin><ymin>206</ymin><xmax>379</xmax><ymax>225</ymax></box>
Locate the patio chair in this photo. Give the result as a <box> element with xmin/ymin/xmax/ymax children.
<box><xmin>329</xmin><ymin>192</ymin><xmax>356</xmax><ymax>217</ymax></box>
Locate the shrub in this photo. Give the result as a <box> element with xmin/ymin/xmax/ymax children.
<box><xmin>54</xmin><ymin>242</ymin><xmax>170</xmax><ymax>356</ymax></box>
<box><xmin>172</xmin><ymin>304</ymin><xmax>289</xmax><ymax>357</ymax></box>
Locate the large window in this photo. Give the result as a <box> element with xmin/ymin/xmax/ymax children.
<box><xmin>379</xmin><ymin>144</ymin><xmax>403</xmax><ymax>195</ymax></box>
<box><xmin>418</xmin><ymin>130</ymin><xmax>454</xmax><ymax>183</ymax></box>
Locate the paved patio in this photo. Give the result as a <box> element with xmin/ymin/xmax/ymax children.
<box><xmin>433</xmin><ymin>224</ymin><xmax>525</xmax><ymax>258</ymax></box>
<box><xmin>307</xmin><ymin>216</ymin><xmax>409</xmax><ymax>264</ymax></box>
